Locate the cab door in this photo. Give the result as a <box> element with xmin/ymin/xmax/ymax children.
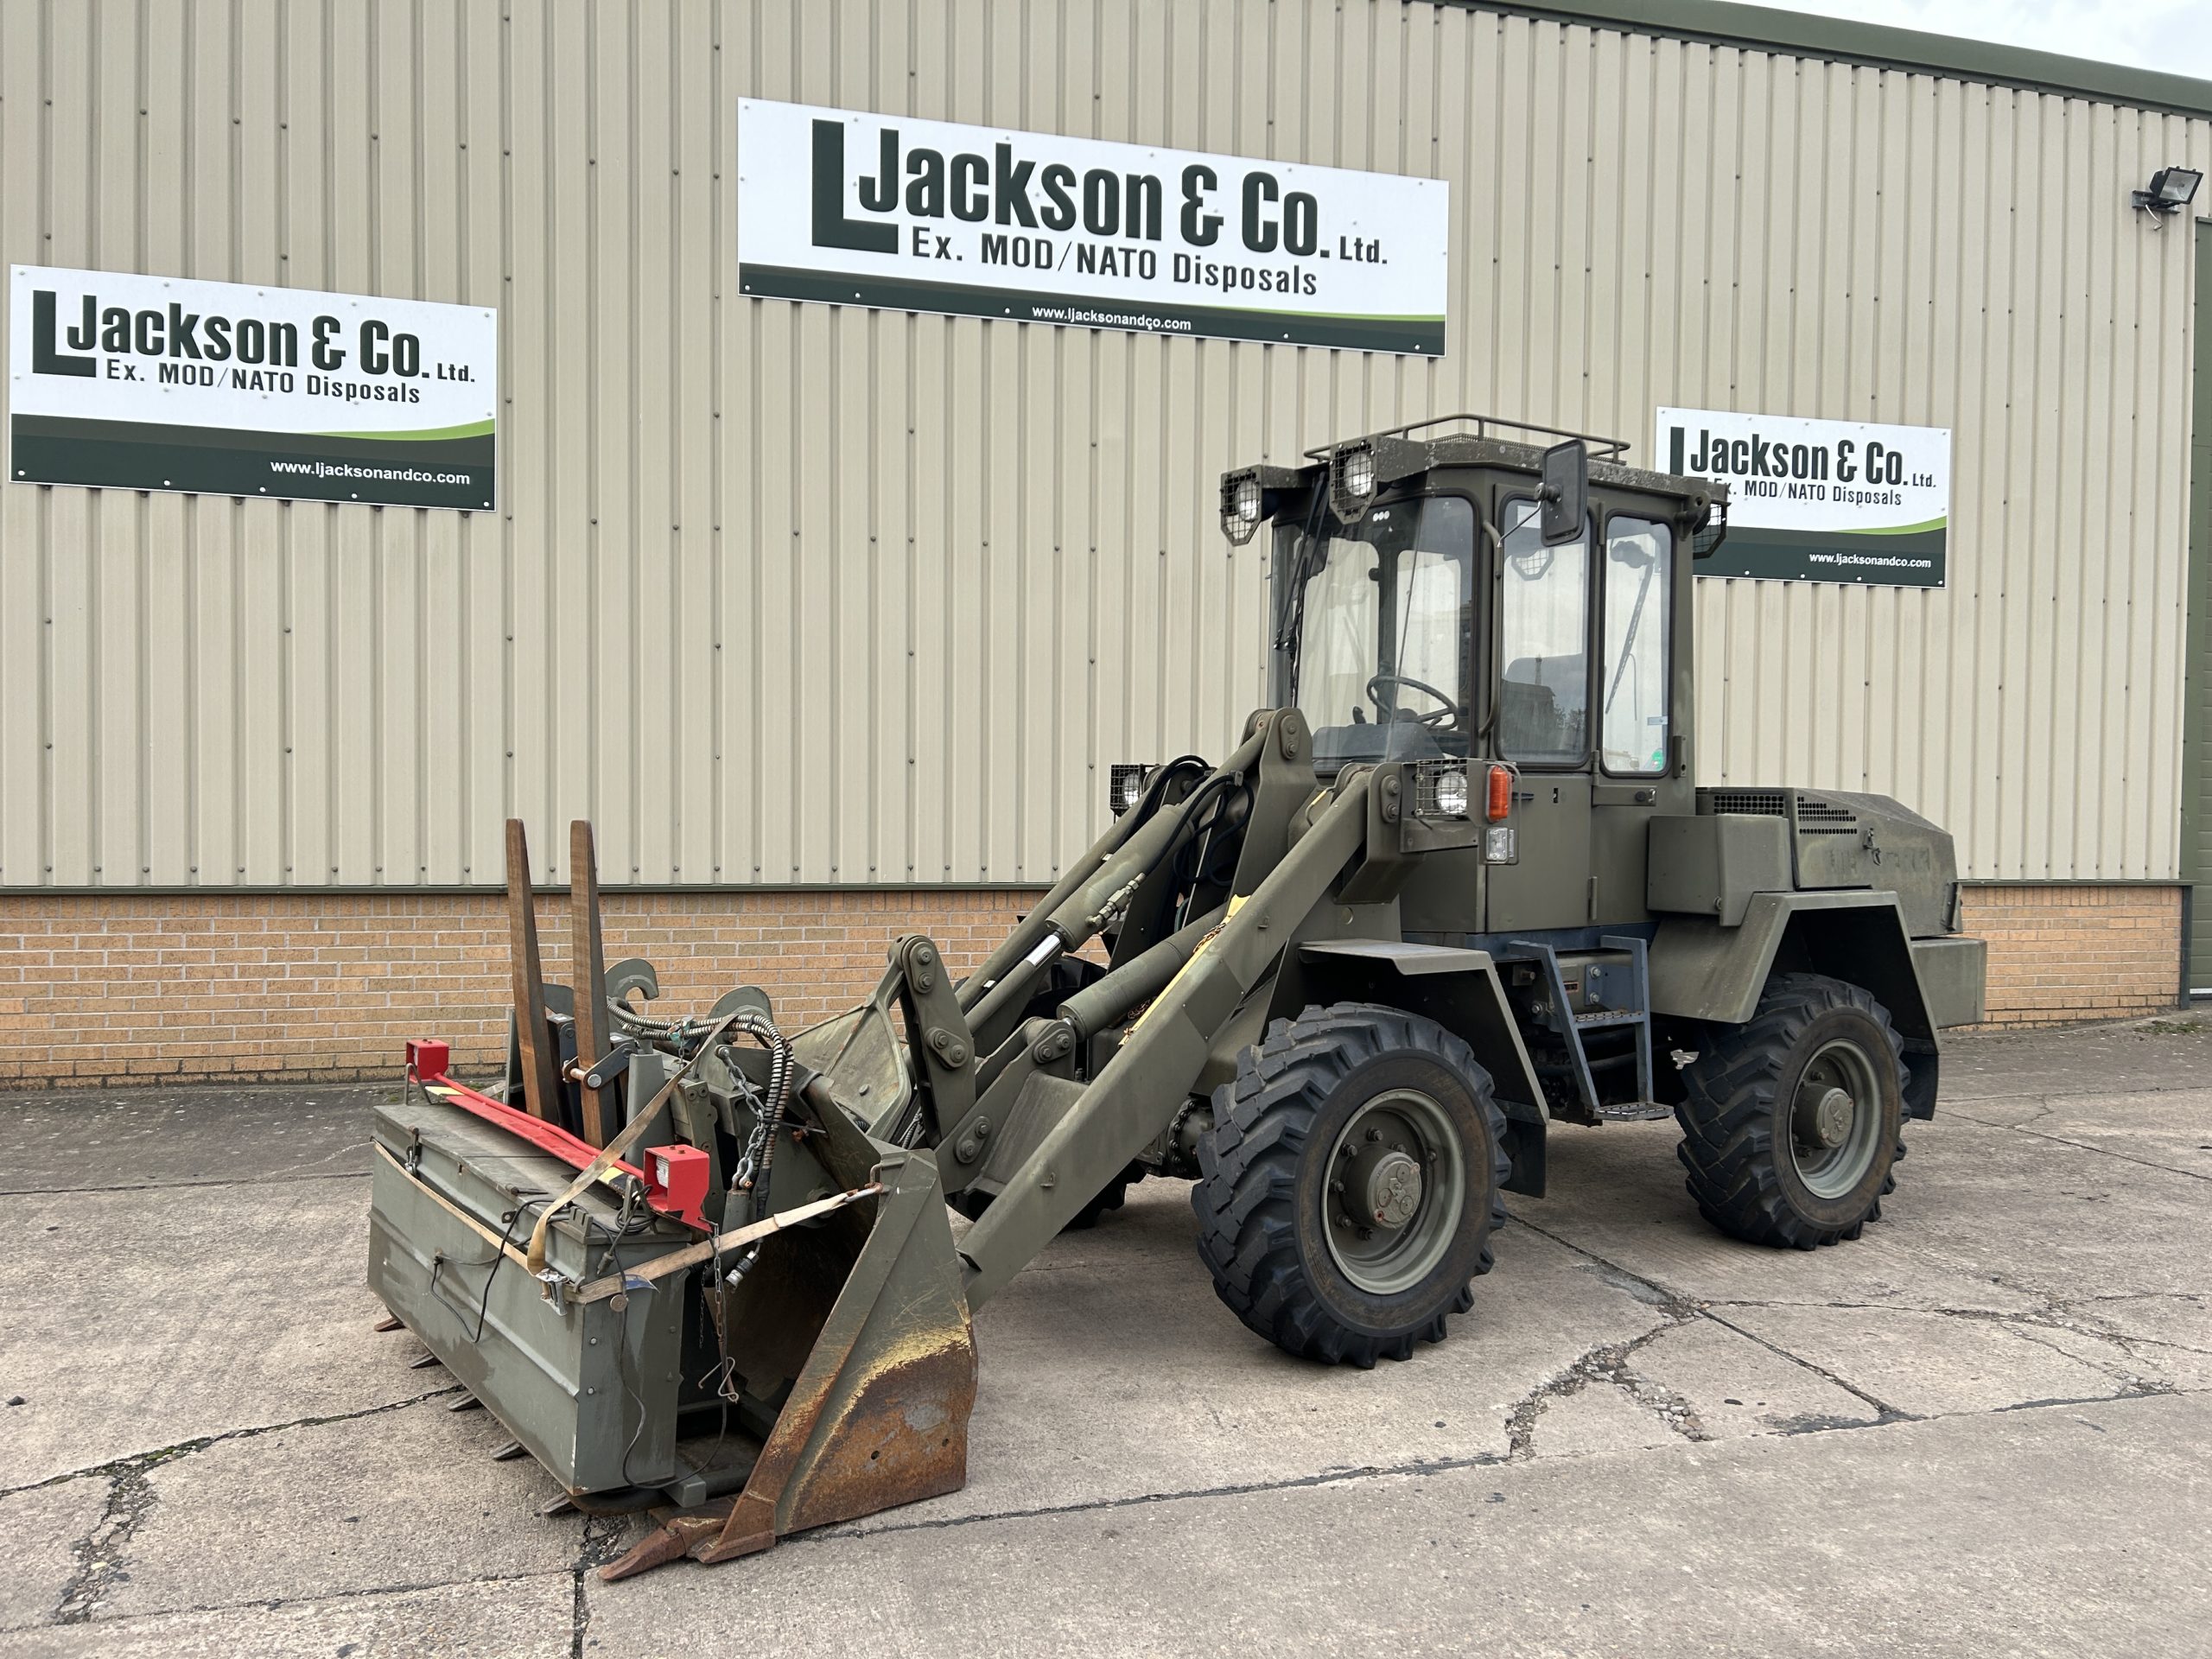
<box><xmin>1484</xmin><ymin>495</ymin><xmax>1595</xmax><ymax>932</ymax></box>
<box><xmin>1588</xmin><ymin>512</ymin><xmax>1680</xmax><ymax>923</ymax></box>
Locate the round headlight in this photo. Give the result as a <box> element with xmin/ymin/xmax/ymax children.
<box><xmin>1232</xmin><ymin>474</ymin><xmax>1262</xmax><ymax>523</ymax></box>
<box><xmin>1344</xmin><ymin>447</ymin><xmax>1376</xmax><ymax>499</ymax></box>
<box><xmin>1432</xmin><ymin>767</ymin><xmax>1469</xmax><ymax>817</ymax></box>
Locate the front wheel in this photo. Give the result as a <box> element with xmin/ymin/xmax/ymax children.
<box><xmin>1192</xmin><ymin>1004</ymin><xmax>1510</xmax><ymax>1368</ymax></box>
<box><xmin>1676</xmin><ymin>973</ymin><xmax>1909</xmax><ymax>1249</ymax></box>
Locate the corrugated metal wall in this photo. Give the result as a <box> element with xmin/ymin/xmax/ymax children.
<box><xmin>1</xmin><ymin>0</ymin><xmax>2206</xmax><ymax>890</ymax></box>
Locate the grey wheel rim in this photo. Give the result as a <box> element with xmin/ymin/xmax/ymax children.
<box><xmin>1788</xmin><ymin>1037</ymin><xmax>1885</xmax><ymax>1199</ymax></box>
<box><xmin>1323</xmin><ymin>1087</ymin><xmax>1465</xmax><ymax>1295</ymax></box>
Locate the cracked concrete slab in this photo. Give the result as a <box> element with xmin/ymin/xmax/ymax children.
<box><xmin>106</xmin><ymin>1395</ymin><xmax>579</xmax><ymax>1619</ymax></box>
<box><xmin>2070</xmin><ymin>1291</ymin><xmax>2212</xmax><ymax>1368</ymax></box>
<box><xmin>1630</xmin><ymin>1318</ymin><xmax>1881</xmax><ymax>1440</ymax></box>
<box><xmin>0</xmin><ymin>1024</ymin><xmax>2205</xmax><ymax>1654</ymax></box>
<box><xmin>1864</xmin><ymin>1118</ymin><xmax>2212</xmax><ymax>1306</ymax></box>
<box><xmin>0</xmin><ymin>1085</ymin><xmax>383</xmax><ymax>1194</ymax></box>
<box><xmin>1938</xmin><ymin>1021</ymin><xmax>2212</xmax><ymax>1103</ymax></box>
<box><xmin>1712</xmin><ymin>1303</ymin><xmax>2133</xmax><ymax>1418</ymax></box>
<box><xmin>1525</xmin><ymin>1381</ymin><xmax>1681</xmax><ymax>1458</ymax></box>
<box><xmin>584</xmin><ymin>1395</ymin><xmax>2212</xmax><ymax>1659</ymax></box>
<box><xmin>0</xmin><ymin>1179</ymin><xmax>417</xmax><ymax>1491</ymax></box>
<box><xmin>1510</xmin><ymin>1118</ymin><xmax>2050</xmax><ymax>1315</ymax></box>
<box><xmin>0</xmin><ymin>1576</ymin><xmax>575</xmax><ymax>1658</ymax></box>
<box><xmin>840</xmin><ymin>1189</ymin><xmax>1667</xmax><ymax>1532</ymax></box>
<box><xmin>1942</xmin><ymin>1090</ymin><xmax>2212</xmax><ymax>1180</ymax></box>
<box><xmin>0</xmin><ymin>1480</ymin><xmax>110</xmax><ymax>1632</ymax></box>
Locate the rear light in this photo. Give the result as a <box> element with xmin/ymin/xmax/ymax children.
<box><xmin>1485</xmin><ymin>765</ymin><xmax>1513</xmax><ymax>822</ymax></box>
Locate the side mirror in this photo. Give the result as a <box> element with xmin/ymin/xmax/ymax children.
<box><xmin>1538</xmin><ymin>440</ymin><xmax>1587</xmax><ymax>546</ymax></box>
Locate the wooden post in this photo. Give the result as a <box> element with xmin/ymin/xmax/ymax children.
<box><xmin>569</xmin><ymin>820</ymin><xmax>613</xmax><ymax>1146</ymax></box>
<box><xmin>505</xmin><ymin>819</ymin><xmax>563</xmax><ymax>1124</ymax></box>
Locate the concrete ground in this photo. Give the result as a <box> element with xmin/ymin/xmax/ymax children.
<box><xmin>2</xmin><ymin>1020</ymin><xmax>2209</xmax><ymax>1657</ymax></box>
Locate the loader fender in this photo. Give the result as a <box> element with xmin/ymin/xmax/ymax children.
<box><xmin>1648</xmin><ymin>890</ymin><xmax>1943</xmax><ymax>1119</ymax></box>
<box><xmin>1294</xmin><ymin>941</ymin><xmax>1550</xmax><ymax>1195</ymax></box>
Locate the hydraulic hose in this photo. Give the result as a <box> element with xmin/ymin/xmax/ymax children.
<box><xmin>725</xmin><ymin>1012</ymin><xmax>794</xmax><ymax>1225</ymax></box>
<box><xmin>958</xmin><ymin>728</ymin><xmax>1263</xmax><ymax>1016</ymax></box>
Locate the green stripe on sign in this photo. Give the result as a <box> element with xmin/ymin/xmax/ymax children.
<box><xmin>738</xmin><ymin>264</ymin><xmax>1447</xmax><ymax>356</ymax></box>
<box><xmin>317</xmin><ymin>417</ymin><xmax>497</xmax><ymax>442</ymax></box>
<box><xmin>1844</xmin><ymin>515</ymin><xmax>1948</xmax><ymax>537</ymax></box>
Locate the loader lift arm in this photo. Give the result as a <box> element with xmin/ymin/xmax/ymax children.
<box><xmin>952</xmin><ymin>709</ymin><xmax>1370</xmax><ymax>1306</ymax></box>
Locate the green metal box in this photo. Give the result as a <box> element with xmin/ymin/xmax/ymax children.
<box><xmin>368</xmin><ymin>1094</ymin><xmax>692</xmax><ymax>1495</ymax></box>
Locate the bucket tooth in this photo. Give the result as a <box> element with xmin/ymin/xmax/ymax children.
<box><xmin>409</xmin><ymin>1352</ymin><xmax>444</xmax><ymax>1371</ymax></box>
<box><xmin>372</xmin><ymin>1313</ymin><xmax>405</xmax><ymax>1334</ymax></box>
<box><xmin>447</xmin><ymin>1393</ymin><xmax>484</xmax><ymax>1413</ymax></box>
<box><xmin>601</xmin><ymin>1504</ymin><xmax>733</xmax><ymax>1581</ymax></box>
<box><xmin>538</xmin><ymin>1493</ymin><xmax>579</xmax><ymax>1517</ymax></box>
<box><xmin>491</xmin><ymin>1440</ymin><xmax>529</xmax><ymax>1462</ymax></box>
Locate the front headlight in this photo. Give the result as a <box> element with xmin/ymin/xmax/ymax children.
<box><xmin>1109</xmin><ymin>763</ymin><xmax>1153</xmax><ymax>816</ymax></box>
<box><xmin>1431</xmin><ymin>767</ymin><xmax>1469</xmax><ymax>817</ymax></box>
<box><xmin>1414</xmin><ymin>761</ymin><xmax>1470</xmax><ymax>819</ymax></box>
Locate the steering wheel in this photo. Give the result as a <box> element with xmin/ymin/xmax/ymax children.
<box><xmin>1366</xmin><ymin>672</ymin><xmax>1461</xmax><ymax>728</ymax></box>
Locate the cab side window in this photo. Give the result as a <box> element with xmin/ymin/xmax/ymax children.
<box><xmin>1498</xmin><ymin>497</ymin><xmax>1590</xmax><ymax>764</ymax></box>
<box><xmin>1600</xmin><ymin>516</ymin><xmax>1673</xmax><ymax>776</ymax></box>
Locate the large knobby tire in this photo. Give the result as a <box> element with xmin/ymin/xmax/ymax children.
<box><xmin>1192</xmin><ymin>1003</ymin><xmax>1510</xmax><ymax>1368</ymax></box>
<box><xmin>1677</xmin><ymin>973</ymin><xmax>1910</xmax><ymax>1249</ymax></box>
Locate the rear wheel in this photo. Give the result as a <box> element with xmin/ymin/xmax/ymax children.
<box><xmin>1676</xmin><ymin>973</ymin><xmax>1908</xmax><ymax>1249</ymax></box>
<box><xmin>1192</xmin><ymin>1004</ymin><xmax>1509</xmax><ymax>1367</ymax></box>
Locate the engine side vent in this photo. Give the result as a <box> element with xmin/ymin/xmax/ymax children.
<box><xmin>1793</xmin><ymin>796</ymin><xmax>1860</xmax><ymax>836</ymax></box>
<box><xmin>1701</xmin><ymin>789</ymin><xmax>1789</xmax><ymax>818</ymax></box>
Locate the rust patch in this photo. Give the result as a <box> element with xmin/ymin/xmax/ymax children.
<box><xmin>782</xmin><ymin>1336</ymin><xmax>977</xmax><ymax>1534</ymax></box>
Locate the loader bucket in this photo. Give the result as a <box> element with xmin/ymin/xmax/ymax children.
<box><xmin>367</xmin><ymin>821</ymin><xmax>976</xmax><ymax>1580</ymax></box>
<box><xmin>601</xmin><ymin>1141</ymin><xmax>977</xmax><ymax>1578</ymax></box>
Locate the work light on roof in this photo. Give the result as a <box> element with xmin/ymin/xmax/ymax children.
<box><xmin>2133</xmin><ymin>165</ymin><xmax>2202</xmax><ymax>224</ymax></box>
<box><xmin>1328</xmin><ymin>441</ymin><xmax>1379</xmax><ymax>524</ymax></box>
<box><xmin>1219</xmin><ymin>471</ymin><xmax>1263</xmax><ymax>545</ymax></box>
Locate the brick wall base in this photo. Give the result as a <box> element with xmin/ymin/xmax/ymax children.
<box><xmin>1955</xmin><ymin>884</ymin><xmax>2183</xmax><ymax>1027</ymax></box>
<box><xmin>0</xmin><ymin>888</ymin><xmax>1043</xmax><ymax>1089</ymax></box>
<box><xmin>0</xmin><ymin>881</ymin><xmax>2183</xmax><ymax>1088</ymax></box>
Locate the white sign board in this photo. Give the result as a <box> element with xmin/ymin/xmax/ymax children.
<box><xmin>737</xmin><ymin>99</ymin><xmax>1450</xmax><ymax>355</ymax></box>
<box><xmin>1656</xmin><ymin>407</ymin><xmax>1950</xmax><ymax>587</ymax></box>
<box><xmin>10</xmin><ymin>265</ymin><xmax>497</xmax><ymax>509</ymax></box>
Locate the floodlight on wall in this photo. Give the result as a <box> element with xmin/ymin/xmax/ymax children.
<box><xmin>2131</xmin><ymin>165</ymin><xmax>2202</xmax><ymax>228</ymax></box>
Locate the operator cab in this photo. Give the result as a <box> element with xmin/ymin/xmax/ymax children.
<box><xmin>1220</xmin><ymin>415</ymin><xmax>1726</xmax><ymax>936</ymax></box>
<box><xmin>1225</xmin><ymin>415</ymin><xmax>1721</xmax><ymax>786</ymax></box>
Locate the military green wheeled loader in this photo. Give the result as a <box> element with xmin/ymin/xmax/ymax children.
<box><xmin>366</xmin><ymin>415</ymin><xmax>1986</xmax><ymax>1578</ymax></box>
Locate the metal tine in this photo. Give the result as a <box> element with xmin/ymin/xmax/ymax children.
<box><xmin>505</xmin><ymin>819</ymin><xmax>563</xmax><ymax>1125</ymax></box>
<box><xmin>569</xmin><ymin>821</ymin><xmax>613</xmax><ymax>1147</ymax></box>
<box><xmin>409</xmin><ymin>1352</ymin><xmax>444</xmax><ymax>1370</ymax></box>
<box><xmin>372</xmin><ymin>1313</ymin><xmax>404</xmax><ymax>1333</ymax></box>
<box><xmin>491</xmin><ymin>1441</ymin><xmax>530</xmax><ymax>1462</ymax></box>
<box><xmin>448</xmin><ymin>1394</ymin><xmax>485</xmax><ymax>1413</ymax></box>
